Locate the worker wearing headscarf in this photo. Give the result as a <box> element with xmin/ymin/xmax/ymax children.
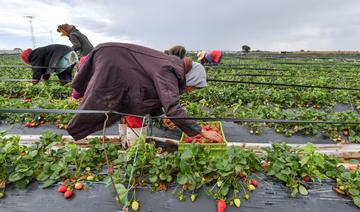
<box><xmin>20</xmin><ymin>44</ymin><xmax>78</xmax><ymax>85</ymax></box>
<box><xmin>164</xmin><ymin>45</ymin><xmax>186</xmax><ymax>59</ymax></box>
<box><xmin>57</xmin><ymin>23</ymin><xmax>94</xmax><ymax>57</ymax></box>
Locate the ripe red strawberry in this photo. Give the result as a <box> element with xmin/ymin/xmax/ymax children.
<box><xmin>184</xmin><ymin>137</ymin><xmax>193</xmax><ymax>143</ymax></box>
<box><xmin>64</xmin><ymin>190</ymin><xmax>74</xmax><ymax>199</ymax></box>
<box><xmin>303</xmin><ymin>176</ymin><xmax>311</xmax><ymax>182</ymax></box>
<box><xmin>250</xmin><ymin>179</ymin><xmax>259</xmax><ymax>187</ymax></box>
<box><xmin>216</xmin><ymin>200</ymin><xmax>226</xmax><ymax>212</ymax></box>
<box><xmin>57</xmin><ymin>185</ymin><xmax>67</xmax><ymax>193</ymax></box>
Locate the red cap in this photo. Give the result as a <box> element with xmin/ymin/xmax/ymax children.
<box><xmin>21</xmin><ymin>48</ymin><xmax>32</xmax><ymax>65</ymax></box>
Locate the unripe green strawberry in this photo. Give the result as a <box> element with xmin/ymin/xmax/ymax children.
<box><xmin>190</xmin><ymin>193</ymin><xmax>197</xmax><ymax>202</ymax></box>
<box><xmin>178</xmin><ymin>193</ymin><xmax>185</xmax><ymax>201</ymax></box>
<box><xmin>248</xmin><ymin>184</ymin><xmax>256</xmax><ymax>191</ymax></box>
<box><xmin>131</xmin><ymin>200</ymin><xmax>139</xmax><ymax>211</ymax></box>
<box><xmin>234</xmin><ymin>198</ymin><xmax>241</xmax><ymax>208</ymax></box>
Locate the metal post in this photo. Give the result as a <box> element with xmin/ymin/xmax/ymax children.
<box><xmin>24</xmin><ymin>16</ymin><xmax>36</xmax><ymax>48</ymax></box>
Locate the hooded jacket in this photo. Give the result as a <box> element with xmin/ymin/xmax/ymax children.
<box><xmin>69</xmin><ymin>28</ymin><xmax>94</xmax><ymax>56</ymax></box>
<box><xmin>27</xmin><ymin>44</ymin><xmax>73</xmax><ymax>84</ymax></box>
<box><xmin>67</xmin><ymin>42</ymin><xmax>201</xmax><ymax>140</ymax></box>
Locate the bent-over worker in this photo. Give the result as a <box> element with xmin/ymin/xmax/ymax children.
<box><xmin>20</xmin><ymin>44</ymin><xmax>78</xmax><ymax>85</ymax></box>
<box><xmin>66</xmin><ymin>42</ymin><xmax>223</xmax><ymax>143</ymax></box>
<box><xmin>197</xmin><ymin>50</ymin><xmax>223</xmax><ymax>66</ymax></box>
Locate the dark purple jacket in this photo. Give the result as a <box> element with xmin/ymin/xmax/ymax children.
<box><xmin>67</xmin><ymin>42</ymin><xmax>201</xmax><ymax>140</ymax></box>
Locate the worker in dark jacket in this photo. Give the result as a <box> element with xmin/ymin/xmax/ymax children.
<box><xmin>20</xmin><ymin>44</ymin><xmax>78</xmax><ymax>85</ymax></box>
<box><xmin>164</xmin><ymin>45</ymin><xmax>186</xmax><ymax>59</ymax></box>
<box><xmin>67</xmin><ymin>42</ymin><xmax>223</xmax><ymax>143</ymax></box>
<box><xmin>57</xmin><ymin>23</ymin><xmax>94</xmax><ymax>57</ymax></box>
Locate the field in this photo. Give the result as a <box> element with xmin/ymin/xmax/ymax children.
<box><xmin>0</xmin><ymin>52</ymin><xmax>359</xmax><ymax>211</ymax></box>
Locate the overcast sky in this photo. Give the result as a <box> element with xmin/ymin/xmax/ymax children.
<box><xmin>1</xmin><ymin>0</ymin><xmax>360</xmax><ymax>51</ymax></box>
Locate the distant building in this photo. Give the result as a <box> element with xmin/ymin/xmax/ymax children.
<box><xmin>0</xmin><ymin>48</ymin><xmax>22</xmax><ymax>54</ymax></box>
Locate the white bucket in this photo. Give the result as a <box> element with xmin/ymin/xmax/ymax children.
<box><xmin>118</xmin><ymin>123</ymin><xmax>148</xmax><ymax>148</ymax></box>
<box><xmin>118</xmin><ymin>123</ymin><xmax>127</xmax><ymax>148</ymax></box>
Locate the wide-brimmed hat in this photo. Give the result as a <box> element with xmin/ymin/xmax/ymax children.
<box><xmin>197</xmin><ymin>51</ymin><xmax>206</xmax><ymax>61</ymax></box>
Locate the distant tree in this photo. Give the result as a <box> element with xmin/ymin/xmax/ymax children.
<box><xmin>13</xmin><ymin>48</ymin><xmax>22</xmax><ymax>53</ymax></box>
<box><xmin>242</xmin><ymin>45</ymin><xmax>251</xmax><ymax>53</ymax></box>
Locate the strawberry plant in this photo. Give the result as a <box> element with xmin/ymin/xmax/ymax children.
<box><xmin>148</xmin><ymin>152</ymin><xmax>177</xmax><ymax>188</ymax></box>
<box><xmin>335</xmin><ymin>166</ymin><xmax>360</xmax><ymax>208</ymax></box>
<box><xmin>263</xmin><ymin>142</ymin><xmax>340</xmax><ymax>197</ymax></box>
<box><xmin>207</xmin><ymin>147</ymin><xmax>261</xmax><ymax>201</ymax></box>
<box><xmin>175</xmin><ymin>143</ymin><xmax>213</xmax><ymax>191</ymax></box>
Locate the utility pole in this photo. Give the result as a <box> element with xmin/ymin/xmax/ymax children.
<box><xmin>24</xmin><ymin>16</ymin><xmax>36</xmax><ymax>48</ymax></box>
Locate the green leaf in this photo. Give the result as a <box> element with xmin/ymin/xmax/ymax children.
<box><xmin>29</xmin><ymin>150</ymin><xmax>38</xmax><ymax>158</ymax></box>
<box><xmin>24</xmin><ymin>169</ymin><xmax>34</xmax><ymax>177</ymax></box>
<box><xmin>275</xmin><ymin>173</ymin><xmax>287</xmax><ymax>182</ymax></box>
<box><xmin>299</xmin><ymin>185</ymin><xmax>308</xmax><ymax>196</ymax></box>
<box><xmin>220</xmin><ymin>184</ymin><xmax>230</xmax><ymax>197</ymax></box>
<box><xmin>159</xmin><ymin>173</ymin><xmax>167</xmax><ymax>181</ymax></box>
<box><xmin>348</xmin><ymin>188</ymin><xmax>360</xmax><ymax>196</ymax></box>
<box><xmin>36</xmin><ymin>172</ymin><xmax>50</xmax><ymax>181</ymax></box>
<box><xmin>291</xmin><ymin>188</ymin><xmax>298</xmax><ymax>198</ymax></box>
<box><xmin>8</xmin><ymin>172</ymin><xmax>24</xmax><ymax>182</ymax></box>
<box><xmin>354</xmin><ymin>196</ymin><xmax>360</xmax><ymax>207</ymax></box>
<box><xmin>267</xmin><ymin>169</ymin><xmax>276</xmax><ymax>176</ymax></box>
<box><xmin>300</xmin><ymin>156</ymin><xmax>310</xmax><ymax>166</ymax></box>
<box><xmin>180</xmin><ymin>149</ymin><xmax>193</xmax><ymax>160</ymax></box>
<box><xmin>149</xmin><ymin>175</ymin><xmax>158</xmax><ymax>183</ymax></box>
<box><xmin>176</xmin><ymin>174</ymin><xmax>188</xmax><ymax>185</ymax></box>
<box><xmin>41</xmin><ymin>179</ymin><xmax>56</xmax><ymax>188</ymax></box>
<box><xmin>114</xmin><ymin>183</ymin><xmax>128</xmax><ymax>205</ymax></box>
<box><xmin>15</xmin><ymin>178</ymin><xmax>30</xmax><ymax>188</ymax></box>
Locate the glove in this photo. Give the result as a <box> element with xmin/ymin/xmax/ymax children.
<box><xmin>162</xmin><ymin>119</ymin><xmax>177</xmax><ymax>130</ymax></box>
<box><xmin>71</xmin><ymin>89</ymin><xmax>82</xmax><ymax>100</ymax></box>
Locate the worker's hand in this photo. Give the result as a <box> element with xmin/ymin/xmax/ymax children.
<box><xmin>162</xmin><ymin>119</ymin><xmax>177</xmax><ymax>130</ymax></box>
<box><xmin>201</xmin><ymin>128</ymin><xmax>224</xmax><ymax>143</ymax></box>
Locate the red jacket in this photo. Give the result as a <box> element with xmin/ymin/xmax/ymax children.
<box><xmin>209</xmin><ymin>50</ymin><xmax>222</xmax><ymax>63</ymax></box>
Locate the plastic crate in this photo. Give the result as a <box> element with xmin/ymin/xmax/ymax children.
<box><xmin>178</xmin><ymin>121</ymin><xmax>227</xmax><ymax>156</ymax></box>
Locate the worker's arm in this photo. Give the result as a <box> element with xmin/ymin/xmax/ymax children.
<box><xmin>153</xmin><ymin>68</ymin><xmax>201</xmax><ymax>136</ymax></box>
<box><xmin>69</xmin><ymin>34</ymin><xmax>81</xmax><ymax>52</ymax></box>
